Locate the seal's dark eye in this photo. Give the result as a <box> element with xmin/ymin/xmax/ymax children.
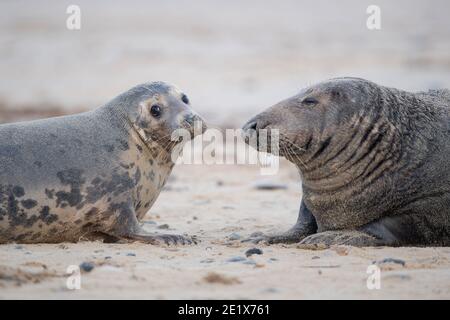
<box><xmin>181</xmin><ymin>94</ymin><xmax>189</xmax><ymax>104</ymax></box>
<box><xmin>150</xmin><ymin>105</ymin><xmax>162</xmax><ymax>118</ymax></box>
<box><xmin>302</xmin><ymin>97</ymin><xmax>318</xmax><ymax>105</ymax></box>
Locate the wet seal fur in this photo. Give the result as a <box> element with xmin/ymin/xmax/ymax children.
<box><xmin>243</xmin><ymin>77</ymin><xmax>450</xmax><ymax>246</ymax></box>
<box><xmin>0</xmin><ymin>82</ymin><xmax>205</xmax><ymax>244</ymax></box>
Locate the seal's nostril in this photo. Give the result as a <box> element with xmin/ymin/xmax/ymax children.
<box><xmin>244</xmin><ymin>121</ymin><xmax>258</xmax><ymax>131</ymax></box>
<box><xmin>184</xmin><ymin>114</ymin><xmax>195</xmax><ymax>126</ymax></box>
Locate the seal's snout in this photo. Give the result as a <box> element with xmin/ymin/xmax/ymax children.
<box><xmin>243</xmin><ymin>115</ymin><xmax>270</xmax><ymax>133</ymax></box>
<box><xmin>242</xmin><ymin>120</ymin><xmax>257</xmax><ymax>132</ymax></box>
<box><xmin>242</xmin><ymin>118</ymin><xmax>260</xmax><ymax>147</ymax></box>
<box><xmin>184</xmin><ymin>113</ymin><xmax>196</xmax><ymax>126</ymax></box>
<box><xmin>183</xmin><ymin>112</ymin><xmax>207</xmax><ymax>136</ymax></box>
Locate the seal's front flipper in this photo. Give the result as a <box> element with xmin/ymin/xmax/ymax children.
<box><xmin>113</xmin><ymin>224</ymin><xmax>196</xmax><ymax>245</ymax></box>
<box><xmin>299</xmin><ymin>230</ymin><xmax>384</xmax><ymax>247</ymax></box>
<box><xmin>106</xmin><ymin>200</ymin><xmax>196</xmax><ymax>245</ymax></box>
<box><xmin>243</xmin><ymin>200</ymin><xmax>317</xmax><ymax>244</ymax></box>
<box><xmin>125</xmin><ymin>232</ymin><xmax>196</xmax><ymax>245</ymax></box>
<box><xmin>244</xmin><ymin>226</ymin><xmax>312</xmax><ymax>244</ymax></box>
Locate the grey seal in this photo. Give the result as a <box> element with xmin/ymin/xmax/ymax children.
<box><xmin>243</xmin><ymin>77</ymin><xmax>450</xmax><ymax>246</ymax></box>
<box><xmin>0</xmin><ymin>81</ymin><xmax>205</xmax><ymax>244</ymax></box>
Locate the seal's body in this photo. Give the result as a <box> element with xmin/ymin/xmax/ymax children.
<box><xmin>0</xmin><ymin>82</ymin><xmax>205</xmax><ymax>244</ymax></box>
<box><xmin>243</xmin><ymin>78</ymin><xmax>450</xmax><ymax>246</ymax></box>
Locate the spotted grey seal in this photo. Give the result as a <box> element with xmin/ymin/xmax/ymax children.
<box><xmin>0</xmin><ymin>82</ymin><xmax>205</xmax><ymax>244</ymax></box>
<box><xmin>243</xmin><ymin>77</ymin><xmax>450</xmax><ymax>246</ymax></box>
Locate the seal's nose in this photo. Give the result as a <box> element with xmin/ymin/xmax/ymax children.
<box><xmin>242</xmin><ymin>120</ymin><xmax>258</xmax><ymax>132</ymax></box>
<box><xmin>242</xmin><ymin>119</ymin><xmax>259</xmax><ymax>146</ymax></box>
<box><xmin>184</xmin><ymin>113</ymin><xmax>196</xmax><ymax>126</ymax></box>
<box><xmin>184</xmin><ymin>112</ymin><xmax>207</xmax><ymax>135</ymax></box>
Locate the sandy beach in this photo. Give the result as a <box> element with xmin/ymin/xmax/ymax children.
<box><xmin>1</xmin><ymin>163</ymin><xmax>449</xmax><ymax>299</ymax></box>
<box><xmin>0</xmin><ymin>0</ymin><xmax>449</xmax><ymax>299</ymax></box>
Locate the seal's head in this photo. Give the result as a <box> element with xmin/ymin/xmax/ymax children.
<box><xmin>242</xmin><ymin>77</ymin><xmax>382</xmax><ymax>167</ymax></box>
<box><xmin>114</xmin><ymin>81</ymin><xmax>207</xmax><ymax>151</ymax></box>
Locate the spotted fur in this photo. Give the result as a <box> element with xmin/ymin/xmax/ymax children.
<box><xmin>0</xmin><ymin>82</ymin><xmax>205</xmax><ymax>244</ymax></box>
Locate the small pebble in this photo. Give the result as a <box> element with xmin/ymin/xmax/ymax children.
<box><xmin>126</xmin><ymin>253</ymin><xmax>136</xmax><ymax>257</ymax></box>
<box><xmin>226</xmin><ymin>256</ymin><xmax>247</xmax><ymax>263</ymax></box>
<box><xmin>14</xmin><ymin>245</ymin><xmax>23</xmax><ymax>250</ymax></box>
<box><xmin>245</xmin><ymin>248</ymin><xmax>263</xmax><ymax>257</ymax></box>
<box><xmin>158</xmin><ymin>224</ymin><xmax>170</xmax><ymax>230</ymax></box>
<box><xmin>263</xmin><ymin>288</ymin><xmax>279</xmax><ymax>293</ymax></box>
<box><xmin>374</xmin><ymin>258</ymin><xmax>406</xmax><ymax>266</ymax></box>
<box><xmin>79</xmin><ymin>262</ymin><xmax>95</xmax><ymax>273</ymax></box>
<box><xmin>253</xmin><ymin>181</ymin><xmax>288</xmax><ymax>190</ymax></box>
<box><xmin>227</xmin><ymin>233</ymin><xmax>242</xmax><ymax>241</ymax></box>
<box><xmin>200</xmin><ymin>258</ymin><xmax>215</xmax><ymax>264</ymax></box>
<box><xmin>250</xmin><ymin>231</ymin><xmax>264</xmax><ymax>238</ymax></box>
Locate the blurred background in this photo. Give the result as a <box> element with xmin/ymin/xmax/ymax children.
<box><xmin>0</xmin><ymin>0</ymin><xmax>449</xmax><ymax>126</ymax></box>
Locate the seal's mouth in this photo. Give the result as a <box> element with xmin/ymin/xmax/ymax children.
<box><xmin>242</xmin><ymin>119</ymin><xmax>278</xmax><ymax>152</ymax></box>
<box><xmin>242</xmin><ymin>119</ymin><xmax>308</xmax><ymax>160</ymax></box>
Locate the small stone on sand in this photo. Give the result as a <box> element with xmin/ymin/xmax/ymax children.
<box><xmin>245</xmin><ymin>248</ymin><xmax>263</xmax><ymax>257</ymax></box>
<box><xmin>227</xmin><ymin>233</ymin><xmax>242</xmax><ymax>241</ymax></box>
<box><xmin>79</xmin><ymin>262</ymin><xmax>95</xmax><ymax>273</ymax></box>
<box><xmin>203</xmin><ymin>272</ymin><xmax>241</xmax><ymax>285</ymax></box>
<box><xmin>226</xmin><ymin>256</ymin><xmax>246</xmax><ymax>263</ymax></box>
<box><xmin>253</xmin><ymin>180</ymin><xmax>287</xmax><ymax>190</ymax></box>
<box><xmin>374</xmin><ymin>258</ymin><xmax>406</xmax><ymax>266</ymax></box>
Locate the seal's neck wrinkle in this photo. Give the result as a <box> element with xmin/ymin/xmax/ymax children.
<box><xmin>299</xmin><ymin>85</ymin><xmax>439</xmax><ymax>195</ymax></box>
<box><xmin>298</xmin><ymin>87</ymin><xmax>405</xmax><ymax>194</ymax></box>
<box><xmin>302</xmin><ymin>121</ymin><xmax>401</xmax><ymax>194</ymax></box>
<box><xmin>129</xmin><ymin>120</ymin><xmax>177</xmax><ymax>164</ymax></box>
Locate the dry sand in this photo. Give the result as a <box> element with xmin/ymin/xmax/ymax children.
<box><xmin>1</xmin><ymin>163</ymin><xmax>449</xmax><ymax>299</ymax></box>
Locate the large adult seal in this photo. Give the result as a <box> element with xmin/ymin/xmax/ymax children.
<box><xmin>0</xmin><ymin>82</ymin><xmax>205</xmax><ymax>244</ymax></box>
<box><xmin>243</xmin><ymin>77</ymin><xmax>450</xmax><ymax>246</ymax></box>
